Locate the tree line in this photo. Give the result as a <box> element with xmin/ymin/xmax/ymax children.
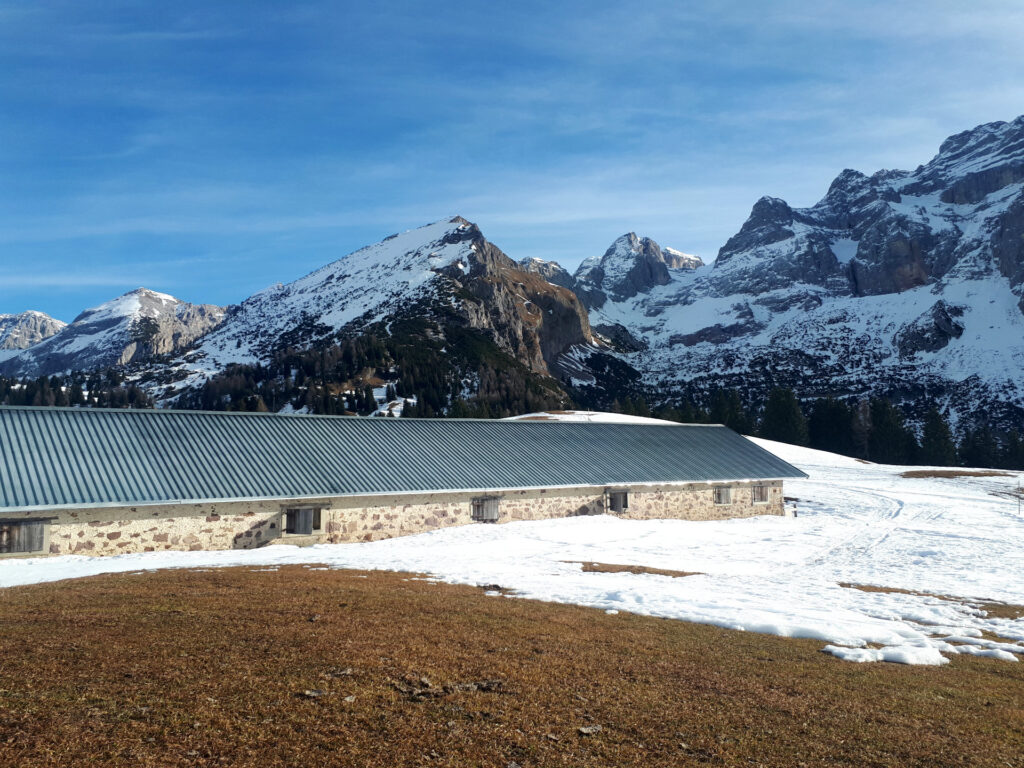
<box><xmin>176</xmin><ymin>320</ymin><xmax>565</xmax><ymax>419</ymax></box>
<box><xmin>640</xmin><ymin>387</ymin><xmax>1024</xmax><ymax>470</ymax></box>
<box><xmin>0</xmin><ymin>373</ymin><xmax>151</xmax><ymax>409</ymax></box>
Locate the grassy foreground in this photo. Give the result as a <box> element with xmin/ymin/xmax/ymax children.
<box><xmin>0</xmin><ymin>566</ymin><xmax>1021</xmax><ymax>767</ymax></box>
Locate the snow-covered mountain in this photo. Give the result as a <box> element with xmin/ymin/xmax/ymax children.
<box><xmin>0</xmin><ymin>289</ymin><xmax>226</xmax><ymax>378</ymax></box>
<box><xmin>566</xmin><ymin>116</ymin><xmax>1024</xmax><ymax>427</ymax></box>
<box><xmin>0</xmin><ymin>311</ymin><xmax>66</xmax><ymax>350</ymax></box>
<box><xmin>4</xmin><ymin>116</ymin><xmax>1022</xmax><ymax>428</ymax></box>
<box><xmin>142</xmin><ymin>217</ymin><xmax>595</xmax><ymax>402</ymax></box>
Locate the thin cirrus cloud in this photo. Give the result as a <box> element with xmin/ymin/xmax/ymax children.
<box><xmin>0</xmin><ymin>0</ymin><xmax>1022</xmax><ymax>320</ymax></box>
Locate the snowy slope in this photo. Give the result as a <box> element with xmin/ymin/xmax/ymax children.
<box><xmin>0</xmin><ymin>289</ymin><xmax>225</xmax><ymax>378</ymax></box>
<box><xmin>144</xmin><ymin>216</ymin><xmax>595</xmax><ymax>402</ymax></box>
<box><xmin>156</xmin><ymin>218</ymin><xmax>478</xmax><ymax>389</ymax></box>
<box><xmin>572</xmin><ymin>115</ymin><xmax>1024</xmax><ymax>427</ymax></box>
<box><xmin>1</xmin><ymin>428</ymin><xmax>1021</xmax><ymax>666</ymax></box>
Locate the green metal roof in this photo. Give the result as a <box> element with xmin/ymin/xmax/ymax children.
<box><xmin>0</xmin><ymin>406</ymin><xmax>806</xmax><ymax>512</ymax></box>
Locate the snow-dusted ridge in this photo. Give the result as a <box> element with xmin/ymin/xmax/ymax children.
<box><xmin>563</xmin><ymin>115</ymin><xmax>1024</xmax><ymax>428</ymax></box>
<box><xmin>143</xmin><ymin>216</ymin><xmax>595</xmax><ymax>401</ymax></box>
<box><xmin>0</xmin><ymin>310</ymin><xmax>66</xmax><ymax>351</ymax></box>
<box><xmin>0</xmin><ymin>288</ymin><xmax>225</xmax><ymax>378</ymax></box>
<box><xmin>1</xmin><ymin>415</ymin><xmax>1020</xmax><ymax>666</ymax></box>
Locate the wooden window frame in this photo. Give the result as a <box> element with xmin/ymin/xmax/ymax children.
<box><xmin>751</xmin><ymin>485</ymin><xmax>770</xmax><ymax>505</ymax></box>
<box><xmin>713</xmin><ymin>486</ymin><xmax>733</xmax><ymax>506</ymax></box>
<box><xmin>0</xmin><ymin>518</ymin><xmax>51</xmax><ymax>558</ymax></box>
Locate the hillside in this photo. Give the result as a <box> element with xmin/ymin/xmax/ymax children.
<box><xmin>133</xmin><ymin>217</ymin><xmax>608</xmax><ymax>415</ymax></box>
<box><xmin>2</xmin><ymin>566</ymin><xmax>1021</xmax><ymax>768</ymax></box>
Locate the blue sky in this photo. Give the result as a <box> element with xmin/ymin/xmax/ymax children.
<box><xmin>3</xmin><ymin>1</ymin><xmax>1024</xmax><ymax>321</ymax></box>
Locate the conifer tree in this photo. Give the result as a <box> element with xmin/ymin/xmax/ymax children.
<box><xmin>868</xmin><ymin>399</ymin><xmax>918</xmax><ymax>464</ymax></box>
<box><xmin>920</xmin><ymin>406</ymin><xmax>957</xmax><ymax>466</ymax></box>
<box><xmin>759</xmin><ymin>388</ymin><xmax>808</xmax><ymax>446</ymax></box>
<box><xmin>959</xmin><ymin>424</ymin><xmax>998</xmax><ymax>468</ymax></box>
<box><xmin>851</xmin><ymin>399</ymin><xmax>872</xmax><ymax>459</ymax></box>
<box><xmin>808</xmin><ymin>397</ymin><xmax>855</xmax><ymax>456</ymax></box>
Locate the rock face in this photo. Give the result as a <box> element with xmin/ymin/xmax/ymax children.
<box><xmin>0</xmin><ymin>311</ymin><xmax>66</xmax><ymax>350</ymax></box>
<box><xmin>0</xmin><ymin>289</ymin><xmax>226</xmax><ymax>378</ymax></box>
<box><xmin>574</xmin><ymin>233</ymin><xmax>696</xmax><ymax>309</ymax></box>
<box><xmin>662</xmin><ymin>247</ymin><xmax>703</xmax><ymax>270</ymax></box>
<box><xmin>518</xmin><ymin>257</ymin><xmax>576</xmax><ymax>290</ymax></box>
<box><xmin>146</xmin><ymin>217</ymin><xmax>595</xmax><ymax>401</ymax></box>
<box><xmin>527</xmin><ymin>115</ymin><xmax>1024</xmax><ymax>428</ymax></box>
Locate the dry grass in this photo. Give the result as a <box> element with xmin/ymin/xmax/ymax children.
<box><xmin>571</xmin><ymin>562</ymin><xmax>701</xmax><ymax>578</ymax></box>
<box><xmin>900</xmin><ymin>469</ymin><xmax>1013</xmax><ymax>479</ymax></box>
<box><xmin>0</xmin><ymin>566</ymin><xmax>1022</xmax><ymax>767</ymax></box>
<box><xmin>975</xmin><ymin>601</ymin><xmax>1024</xmax><ymax>621</ymax></box>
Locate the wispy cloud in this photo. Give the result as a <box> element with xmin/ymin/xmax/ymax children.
<box><xmin>1</xmin><ymin>0</ymin><xmax>1023</xmax><ymax>319</ymax></box>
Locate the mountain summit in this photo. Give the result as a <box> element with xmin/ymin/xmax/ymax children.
<box><xmin>572</xmin><ymin>115</ymin><xmax>1024</xmax><ymax>427</ymax></box>
<box><xmin>0</xmin><ymin>288</ymin><xmax>226</xmax><ymax>378</ymax></box>
<box><xmin>0</xmin><ymin>311</ymin><xmax>66</xmax><ymax>351</ymax></box>
<box><xmin>143</xmin><ymin>217</ymin><xmax>597</xmax><ymax>405</ymax></box>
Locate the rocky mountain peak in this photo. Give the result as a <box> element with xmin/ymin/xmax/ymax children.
<box><xmin>138</xmin><ymin>217</ymin><xmax>594</xmax><ymax>402</ymax></box>
<box><xmin>580</xmin><ymin>113</ymin><xmax>1024</xmax><ymax>433</ymax></box>
<box><xmin>518</xmin><ymin>257</ymin><xmax>576</xmax><ymax>290</ymax></box>
<box><xmin>573</xmin><ymin>232</ymin><xmax>675</xmax><ymax>309</ymax></box>
<box><xmin>0</xmin><ymin>289</ymin><xmax>226</xmax><ymax>378</ymax></box>
<box><xmin>662</xmin><ymin>247</ymin><xmax>704</xmax><ymax>270</ymax></box>
<box><xmin>0</xmin><ymin>311</ymin><xmax>66</xmax><ymax>351</ymax></box>
<box><xmin>715</xmin><ymin>196</ymin><xmax>796</xmax><ymax>268</ymax></box>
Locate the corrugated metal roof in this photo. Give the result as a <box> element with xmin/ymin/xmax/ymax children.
<box><xmin>0</xmin><ymin>406</ymin><xmax>806</xmax><ymax>511</ymax></box>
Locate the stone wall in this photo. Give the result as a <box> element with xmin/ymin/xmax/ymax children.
<box><xmin>42</xmin><ymin>500</ymin><xmax>287</xmax><ymax>556</ymax></box>
<box><xmin>18</xmin><ymin>480</ymin><xmax>785</xmax><ymax>558</ymax></box>
<box><xmin>623</xmin><ymin>481</ymin><xmax>784</xmax><ymax>522</ymax></box>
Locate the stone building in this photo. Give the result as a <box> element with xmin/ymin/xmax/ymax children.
<box><xmin>0</xmin><ymin>406</ymin><xmax>805</xmax><ymax>558</ymax></box>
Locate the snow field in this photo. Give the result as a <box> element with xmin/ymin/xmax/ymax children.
<box><xmin>1</xmin><ymin>438</ymin><xmax>1022</xmax><ymax>666</ymax></box>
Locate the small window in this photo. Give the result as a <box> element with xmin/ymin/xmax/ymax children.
<box><xmin>713</xmin><ymin>487</ymin><xmax>732</xmax><ymax>505</ymax></box>
<box><xmin>0</xmin><ymin>520</ymin><xmax>47</xmax><ymax>556</ymax></box>
<box><xmin>751</xmin><ymin>485</ymin><xmax>770</xmax><ymax>504</ymax></box>
<box><xmin>471</xmin><ymin>497</ymin><xmax>500</xmax><ymax>523</ymax></box>
<box><xmin>608</xmin><ymin>491</ymin><xmax>629</xmax><ymax>514</ymax></box>
<box><xmin>284</xmin><ymin>508</ymin><xmax>322</xmax><ymax>535</ymax></box>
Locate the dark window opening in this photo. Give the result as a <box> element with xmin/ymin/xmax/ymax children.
<box><xmin>471</xmin><ymin>497</ymin><xmax>500</xmax><ymax>523</ymax></box>
<box><xmin>0</xmin><ymin>520</ymin><xmax>46</xmax><ymax>555</ymax></box>
<box><xmin>285</xmin><ymin>508</ymin><xmax>322</xmax><ymax>535</ymax></box>
<box><xmin>609</xmin><ymin>491</ymin><xmax>629</xmax><ymax>514</ymax></box>
<box><xmin>751</xmin><ymin>485</ymin><xmax>770</xmax><ymax>504</ymax></box>
<box><xmin>713</xmin><ymin>487</ymin><xmax>732</xmax><ymax>505</ymax></box>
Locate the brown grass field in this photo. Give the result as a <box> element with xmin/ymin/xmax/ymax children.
<box><xmin>572</xmin><ymin>561</ymin><xmax>701</xmax><ymax>578</ymax></box>
<box><xmin>899</xmin><ymin>470</ymin><xmax>1014</xmax><ymax>479</ymax></box>
<box><xmin>0</xmin><ymin>566</ymin><xmax>1022</xmax><ymax>767</ymax></box>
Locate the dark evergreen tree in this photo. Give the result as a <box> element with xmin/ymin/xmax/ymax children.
<box><xmin>759</xmin><ymin>388</ymin><xmax>808</xmax><ymax>446</ymax></box>
<box><xmin>959</xmin><ymin>424</ymin><xmax>998</xmax><ymax>468</ymax></box>
<box><xmin>998</xmin><ymin>431</ymin><xmax>1024</xmax><ymax>470</ymax></box>
<box><xmin>807</xmin><ymin>397</ymin><xmax>855</xmax><ymax>456</ymax></box>
<box><xmin>868</xmin><ymin>399</ymin><xmax>918</xmax><ymax>464</ymax></box>
<box><xmin>709</xmin><ymin>389</ymin><xmax>753</xmax><ymax>434</ymax></box>
<box><xmin>919</xmin><ymin>407</ymin><xmax>957</xmax><ymax>466</ymax></box>
<box><xmin>851</xmin><ymin>399</ymin><xmax>872</xmax><ymax>459</ymax></box>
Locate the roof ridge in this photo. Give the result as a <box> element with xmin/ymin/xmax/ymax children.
<box><xmin>0</xmin><ymin>404</ymin><xmax>718</xmax><ymax>426</ymax></box>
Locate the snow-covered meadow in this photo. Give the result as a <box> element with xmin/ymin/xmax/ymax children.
<box><xmin>2</xmin><ymin>439</ymin><xmax>1022</xmax><ymax>666</ymax></box>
